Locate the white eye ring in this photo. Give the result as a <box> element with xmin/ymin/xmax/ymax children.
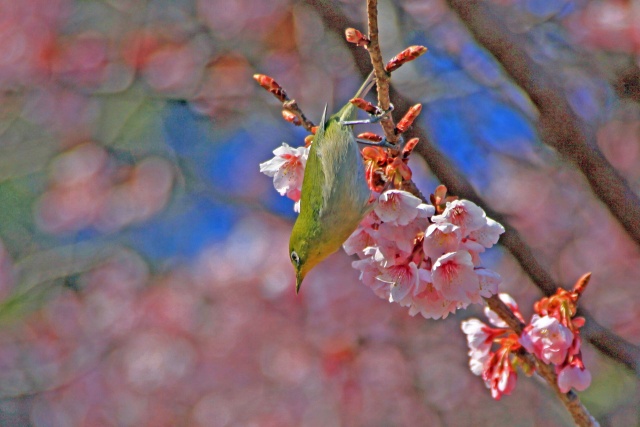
<box><xmin>290</xmin><ymin>251</ymin><xmax>300</xmax><ymax>265</ymax></box>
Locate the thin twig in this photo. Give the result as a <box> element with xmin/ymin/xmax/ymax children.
<box><xmin>366</xmin><ymin>0</ymin><xmax>400</xmax><ymax>146</ymax></box>
<box><xmin>282</xmin><ymin>100</ymin><xmax>316</xmax><ymax>133</ymax></box>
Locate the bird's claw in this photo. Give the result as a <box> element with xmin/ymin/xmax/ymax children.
<box><xmin>356</xmin><ymin>137</ymin><xmax>400</xmax><ymax>149</ymax></box>
<box><xmin>341</xmin><ymin>104</ymin><xmax>395</xmax><ymax>127</ymax></box>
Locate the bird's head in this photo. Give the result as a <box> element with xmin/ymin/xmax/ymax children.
<box><xmin>289</xmin><ymin>234</ymin><xmax>313</xmax><ymax>294</ymax></box>
<box><xmin>289</xmin><ymin>226</ymin><xmax>329</xmax><ymax>294</ymax></box>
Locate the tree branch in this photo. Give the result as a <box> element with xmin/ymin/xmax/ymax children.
<box><xmin>446</xmin><ymin>0</ymin><xmax>640</xmax><ymax>250</ymax></box>
<box><xmin>365</xmin><ymin>0</ymin><xmax>398</xmax><ymax>145</ymax></box>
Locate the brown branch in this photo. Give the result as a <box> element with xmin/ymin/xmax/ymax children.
<box><xmin>446</xmin><ymin>0</ymin><xmax>640</xmax><ymax>250</ymax></box>
<box><xmin>613</xmin><ymin>64</ymin><xmax>640</xmax><ymax>103</ymax></box>
<box><xmin>304</xmin><ymin>0</ymin><xmax>640</xmax><ymax>378</ymax></box>
<box><xmin>365</xmin><ymin>0</ymin><xmax>399</xmax><ymax>145</ymax></box>
<box><xmin>253</xmin><ymin>74</ymin><xmax>316</xmax><ymax>133</ymax></box>
<box><xmin>531</xmin><ymin>354</ymin><xmax>598</xmax><ymax>427</ymax></box>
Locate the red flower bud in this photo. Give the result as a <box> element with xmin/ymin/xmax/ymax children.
<box><xmin>385</xmin><ymin>46</ymin><xmax>428</xmax><ymax>73</ymax></box>
<box><xmin>351</xmin><ymin>98</ymin><xmax>382</xmax><ymax>116</ymax></box>
<box><xmin>395</xmin><ymin>104</ymin><xmax>422</xmax><ymax>134</ymax></box>
<box><xmin>345</xmin><ymin>28</ymin><xmax>370</xmax><ymax>47</ymax></box>
<box><xmin>253</xmin><ymin>74</ymin><xmax>288</xmax><ymax>102</ymax></box>
<box><xmin>357</xmin><ymin>132</ymin><xmax>383</xmax><ymax>143</ymax></box>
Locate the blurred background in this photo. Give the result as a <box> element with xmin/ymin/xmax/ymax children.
<box><xmin>0</xmin><ymin>0</ymin><xmax>639</xmax><ymax>425</ymax></box>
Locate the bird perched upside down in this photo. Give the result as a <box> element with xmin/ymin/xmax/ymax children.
<box><xmin>289</xmin><ymin>72</ymin><xmax>377</xmax><ymax>293</ymax></box>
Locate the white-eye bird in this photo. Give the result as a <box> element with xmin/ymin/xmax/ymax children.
<box><xmin>289</xmin><ymin>72</ymin><xmax>376</xmax><ymax>293</ymax></box>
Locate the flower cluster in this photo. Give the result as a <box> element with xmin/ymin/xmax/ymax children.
<box><xmin>521</xmin><ymin>275</ymin><xmax>592</xmax><ymax>393</ymax></box>
<box><xmin>461</xmin><ymin>294</ymin><xmax>526</xmax><ymax>400</ymax></box>
<box><xmin>260</xmin><ymin>135</ymin><xmax>505</xmax><ymax>319</ymax></box>
<box><xmin>462</xmin><ymin>276</ymin><xmax>592</xmax><ymax>400</ymax></box>
<box><xmin>346</xmin><ymin>192</ymin><xmax>505</xmax><ymax>319</ymax></box>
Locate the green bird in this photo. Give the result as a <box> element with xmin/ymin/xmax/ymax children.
<box><xmin>289</xmin><ymin>72</ymin><xmax>376</xmax><ymax>293</ymax></box>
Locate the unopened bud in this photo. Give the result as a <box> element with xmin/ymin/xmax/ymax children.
<box><xmin>385</xmin><ymin>46</ymin><xmax>428</xmax><ymax>73</ymax></box>
<box><xmin>254</xmin><ymin>74</ymin><xmax>288</xmax><ymax>102</ymax></box>
<box><xmin>402</xmin><ymin>137</ymin><xmax>420</xmax><ymax>158</ymax></box>
<box><xmin>573</xmin><ymin>272</ymin><xmax>592</xmax><ymax>297</ymax></box>
<box><xmin>345</xmin><ymin>28</ymin><xmax>370</xmax><ymax>47</ymax></box>
<box><xmin>395</xmin><ymin>104</ymin><xmax>422</xmax><ymax>134</ymax></box>
<box><xmin>282</xmin><ymin>109</ymin><xmax>301</xmax><ymax>125</ymax></box>
<box><xmin>351</xmin><ymin>98</ymin><xmax>382</xmax><ymax>116</ymax></box>
<box><xmin>357</xmin><ymin>132</ymin><xmax>383</xmax><ymax>143</ymax></box>
<box><xmin>304</xmin><ymin>134</ymin><xmax>314</xmax><ymax>147</ymax></box>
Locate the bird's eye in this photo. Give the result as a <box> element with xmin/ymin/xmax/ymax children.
<box><xmin>290</xmin><ymin>251</ymin><xmax>300</xmax><ymax>265</ymax></box>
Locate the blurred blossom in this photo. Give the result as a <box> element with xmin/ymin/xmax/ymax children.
<box><xmin>35</xmin><ymin>143</ymin><xmax>113</xmax><ymax>234</ymax></box>
<box><xmin>566</xmin><ymin>0</ymin><xmax>640</xmax><ymax>53</ymax></box>
<box><xmin>190</xmin><ymin>54</ymin><xmax>253</xmax><ymax>119</ymax></box>
<box><xmin>196</xmin><ymin>0</ymin><xmax>290</xmax><ymax>40</ymax></box>
<box><xmin>35</xmin><ymin>144</ymin><xmax>174</xmax><ymax>234</ymax></box>
<box><xmin>115</xmin><ymin>330</ymin><xmax>197</xmax><ymax>393</ymax></box>
<box><xmin>123</xmin><ymin>29</ymin><xmax>209</xmax><ymax>98</ymax></box>
<box><xmin>21</xmin><ymin>87</ymin><xmax>100</xmax><ymax>139</ymax></box>
<box><xmin>597</xmin><ymin>113</ymin><xmax>640</xmax><ymax>182</ymax></box>
<box><xmin>0</xmin><ymin>15</ymin><xmax>54</xmax><ymax>88</ymax></box>
<box><xmin>51</xmin><ymin>32</ymin><xmax>111</xmax><ymax>88</ymax></box>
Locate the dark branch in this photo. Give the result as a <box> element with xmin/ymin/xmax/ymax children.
<box><xmin>447</xmin><ymin>0</ymin><xmax>640</xmax><ymax>251</ymax></box>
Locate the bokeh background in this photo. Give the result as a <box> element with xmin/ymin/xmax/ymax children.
<box><xmin>0</xmin><ymin>0</ymin><xmax>639</xmax><ymax>425</ymax></box>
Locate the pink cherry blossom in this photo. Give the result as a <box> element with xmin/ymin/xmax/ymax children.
<box><xmin>557</xmin><ymin>363</ymin><xmax>592</xmax><ymax>393</ymax></box>
<box><xmin>519</xmin><ymin>315</ymin><xmax>574</xmax><ymax>365</ymax></box>
<box><xmin>408</xmin><ymin>276</ymin><xmax>458</xmax><ymax>320</ymax></box>
<box><xmin>376</xmin><ymin>220</ymin><xmax>424</xmax><ymax>254</ymax></box>
<box><xmin>423</xmin><ymin>223</ymin><xmax>462</xmax><ymax>261</ymax></box>
<box><xmin>374</xmin><ymin>189</ymin><xmax>423</xmax><ymax>226</ymax></box>
<box><xmin>432</xmin><ymin>251</ymin><xmax>479</xmax><ymax>303</ymax></box>
<box><xmin>259</xmin><ymin>143</ymin><xmax>309</xmax><ymax>208</ymax></box>
<box><xmin>475</xmin><ymin>268</ymin><xmax>501</xmax><ymax>299</ymax></box>
<box><xmin>432</xmin><ymin>199</ymin><xmax>487</xmax><ymax>235</ymax></box>
<box><xmin>381</xmin><ymin>262</ymin><xmax>420</xmax><ymax>304</ymax></box>
<box><xmin>461</xmin><ymin>319</ymin><xmax>493</xmax><ymax>354</ymax></box>
<box><xmin>343</xmin><ymin>225</ymin><xmax>375</xmax><ymax>256</ymax></box>
<box><xmin>352</xmin><ymin>258</ymin><xmax>388</xmax><ymax>299</ymax></box>
<box><xmin>465</xmin><ymin>217</ymin><xmax>505</xmax><ymax>251</ymax></box>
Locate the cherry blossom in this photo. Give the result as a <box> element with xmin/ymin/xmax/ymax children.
<box><xmin>423</xmin><ymin>223</ymin><xmax>462</xmax><ymax>260</ymax></box>
<box><xmin>373</xmin><ymin>189</ymin><xmax>428</xmax><ymax>226</ymax></box>
<box><xmin>260</xmin><ymin>143</ymin><xmax>309</xmax><ymax>211</ymax></box>
<box><xmin>407</xmin><ymin>276</ymin><xmax>457</xmax><ymax>320</ymax></box>
<box><xmin>462</xmin><ymin>217</ymin><xmax>505</xmax><ymax>255</ymax></box>
<box><xmin>461</xmin><ymin>318</ymin><xmax>497</xmax><ymax>375</ymax></box>
<box><xmin>432</xmin><ymin>199</ymin><xmax>486</xmax><ymax>235</ymax></box>
<box><xmin>432</xmin><ymin>251</ymin><xmax>482</xmax><ymax>304</ymax></box>
<box><xmin>520</xmin><ymin>315</ymin><xmax>574</xmax><ymax>365</ymax></box>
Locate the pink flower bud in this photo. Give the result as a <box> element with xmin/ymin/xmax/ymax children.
<box><xmin>557</xmin><ymin>363</ymin><xmax>592</xmax><ymax>393</ymax></box>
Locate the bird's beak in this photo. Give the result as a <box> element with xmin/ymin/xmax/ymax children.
<box><xmin>295</xmin><ymin>272</ymin><xmax>304</xmax><ymax>294</ymax></box>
